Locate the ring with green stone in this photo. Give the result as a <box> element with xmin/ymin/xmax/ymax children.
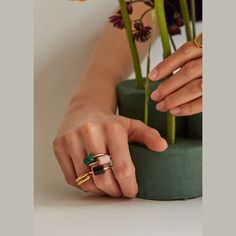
<box><xmin>83</xmin><ymin>153</ymin><xmax>106</xmax><ymax>166</ymax></box>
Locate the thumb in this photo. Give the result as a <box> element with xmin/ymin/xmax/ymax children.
<box><xmin>128</xmin><ymin>119</ymin><xmax>168</xmax><ymax>152</ymax></box>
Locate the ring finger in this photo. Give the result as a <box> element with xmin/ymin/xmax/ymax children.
<box><xmin>80</xmin><ymin>124</ymin><xmax>122</xmax><ymax>198</ymax></box>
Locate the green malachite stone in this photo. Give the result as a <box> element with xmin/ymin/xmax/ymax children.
<box><xmin>83</xmin><ymin>154</ymin><xmax>95</xmax><ymax>165</ymax></box>
<box><xmin>93</xmin><ymin>165</ymin><xmax>105</xmax><ymax>175</ymax></box>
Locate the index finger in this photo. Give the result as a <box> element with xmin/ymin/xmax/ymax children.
<box><xmin>148</xmin><ymin>41</ymin><xmax>202</xmax><ymax>81</ymax></box>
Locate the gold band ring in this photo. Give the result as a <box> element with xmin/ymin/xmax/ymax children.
<box><xmin>194</xmin><ymin>33</ymin><xmax>202</xmax><ymax>48</ymax></box>
<box><xmin>77</xmin><ymin>175</ymin><xmax>92</xmax><ymax>186</ymax></box>
<box><xmin>76</xmin><ymin>165</ymin><xmax>113</xmax><ymax>186</ymax></box>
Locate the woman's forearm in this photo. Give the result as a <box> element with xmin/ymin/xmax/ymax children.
<box><xmin>69</xmin><ymin>3</ymin><xmax>158</xmax><ymax>114</ymax></box>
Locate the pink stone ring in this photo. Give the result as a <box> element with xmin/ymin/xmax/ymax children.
<box><xmin>88</xmin><ymin>154</ymin><xmax>111</xmax><ymax>167</ymax></box>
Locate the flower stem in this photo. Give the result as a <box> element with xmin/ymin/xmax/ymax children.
<box><xmin>144</xmin><ymin>38</ymin><xmax>152</xmax><ymax>125</ymax></box>
<box><xmin>120</xmin><ymin>0</ymin><xmax>144</xmax><ymax>89</ymax></box>
<box><xmin>140</xmin><ymin>8</ymin><xmax>152</xmax><ymax>21</ymax></box>
<box><xmin>169</xmin><ymin>34</ymin><xmax>177</xmax><ymax>51</ymax></box>
<box><xmin>190</xmin><ymin>0</ymin><xmax>196</xmax><ymax>38</ymax></box>
<box><xmin>155</xmin><ymin>0</ymin><xmax>175</xmax><ymax>144</ymax></box>
<box><xmin>179</xmin><ymin>0</ymin><xmax>192</xmax><ymax>41</ymax></box>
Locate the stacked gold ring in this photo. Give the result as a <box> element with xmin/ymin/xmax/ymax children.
<box><xmin>76</xmin><ymin>153</ymin><xmax>112</xmax><ymax>186</ymax></box>
<box><xmin>76</xmin><ymin>165</ymin><xmax>112</xmax><ymax>186</ymax></box>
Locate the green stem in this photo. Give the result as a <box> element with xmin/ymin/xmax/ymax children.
<box><xmin>144</xmin><ymin>38</ymin><xmax>152</xmax><ymax>125</ymax></box>
<box><xmin>179</xmin><ymin>0</ymin><xmax>192</xmax><ymax>41</ymax></box>
<box><xmin>120</xmin><ymin>0</ymin><xmax>144</xmax><ymax>89</ymax></box>
<box><xmin>155</xmin><ymin>0</ymin><xmax>175</xmax><ymax>144</ymax></box>
<box><xmin>190</xmin><ymin>0</ymin><xmax>196</xmax><ymax>38</ymax></box>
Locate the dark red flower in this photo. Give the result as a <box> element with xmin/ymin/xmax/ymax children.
<box><xmin>134</xmin><ymin>21</ymin><xmax>143</xmax><ymax>30</ymax></box>
<box><xmin>133</xmin><ymin>21</ymin><xmax>152</xmax><ymax>42</ymax></box>
<box><xmin>168</xmin><ymin>24</ymin><xmax>181</xmax><ymax>35</ymax></box>
<box><xmin>173</xmin><ymin>12</ymin><xmax>184</xmax><ymax>27</ymax></box>
<box><xmin>175</xmin><ymin>17</ymin><xmax>184</xmax><ymax>27</ymax></box>
<box><xmin>109</xmin><ymin>14</ymin><xmax>125</xmax><ymax>29</ymax></box>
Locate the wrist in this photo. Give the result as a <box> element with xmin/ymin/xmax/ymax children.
<box><xmin>67</xmin><ymin>94</ymin><xmax>116</xmax><ymax>115</ymax></box>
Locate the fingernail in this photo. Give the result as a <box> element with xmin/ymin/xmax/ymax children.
<box><xmin>170</xmin><ymin>107</ymin><xmax>181</xmax><ymax>115</ymax></box>
<box><xmin>162</xmin><ymin>138</ymin><xmax>168</xmax><ymax>148</ymax></box>
<box><xmin>151</xmin><ymin>90</ymin><xmax>160</xmax><ymax>101</ymax></box>
<box><xmin>148</xmin><ymin>69</ymin><xmax>158</xmax><ymax>80</ymax></box>
<box><xmin>156</xmin><ymin>101</ymin><xmax>165</xmax><ymax>111</ymax></box>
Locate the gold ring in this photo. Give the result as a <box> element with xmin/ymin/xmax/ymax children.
<box><xmin>77</xmin><ymin>175</ymin><xmax>92</xmax><ymax>186</ymax></box>
<box><xmin>76</xmin><ymin>172</ymin><xmax>91</xmax><ymax>183</ymax></box>
<box><xmin>93</xmin><ymin>153</ymin><xmax>106</xmax><ymax>158</ymax></box>
<box><xmin>194</xmin><ymin>33</ymin><xmax>202</xmax><ymax>48</ymax></box>
<box><xmin>88</xmin><ymin>160</ymin><xmax>99</xmax><ymax>167</ymax></box>
<box><xmin>76</xmin><ymin>164</ymin><xmax>113</xmax><ymax>186</ymax></box>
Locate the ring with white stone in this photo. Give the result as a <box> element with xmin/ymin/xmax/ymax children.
<box><xmin>88</xmin><ymin>154</ymin><xmax>111</xmax><ymax>167</ymax></box>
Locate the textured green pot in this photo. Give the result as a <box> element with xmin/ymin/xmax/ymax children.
<box><xmin>130</xmin><ymin>139</ymin><xmax>202</xmax><ymax>200</ymax></box>
<box><xmin>188</xmin><ymin>113</ymin><xmax>202</xmax><ymax>139</ymax></box>
<box><xmin>117</xmin><ymin>79</ymin><xmax>188</xmax><ymax>138</ymax></box>
<box><xmin>117</xmin><ymin>79</ymin><xmax>202</xmax><ymax>200</ymax></box>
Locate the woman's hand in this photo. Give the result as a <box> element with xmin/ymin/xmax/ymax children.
<box><xmin>148</xmin><ymin>41</ymin><xmax>202</xmax><ymax>116</ymax></box>
<box><xmin>53</xmin><ymin>106</ymin><xmax>167</xmax><ymax>198</ymax></box>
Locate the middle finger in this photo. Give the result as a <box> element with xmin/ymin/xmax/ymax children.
<box><xmin>80</xmin><ymin>123</ymin><xmax>122</xmax><ymax>198</ymax></box>
<box><xmin>156</xmin><ymin>78</ymin><xmax>202</xmax><ymax>112</ymax></box>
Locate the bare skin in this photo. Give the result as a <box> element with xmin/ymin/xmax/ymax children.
<box><xmin>149</xmin><ymin>41</ymin><xmax>202</xmax><ymax>116</ymax></box>
<box><xmin>53</xmin><ymin>3</ymin><xmax>202</xmax><ymax>198</ymax></box>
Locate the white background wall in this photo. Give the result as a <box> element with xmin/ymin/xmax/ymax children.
<box><xmin>35</xmin><ymin>0</ymin><xmax>118</xmax><ymax>201</ymax></box>
<box><xmin>35</xmin><ymin>0</ymin><xmax>201</xmax><ymax>204</ymax></box>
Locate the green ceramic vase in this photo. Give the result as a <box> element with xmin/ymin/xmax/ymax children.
<box><xmin>117</xmin><ymin>79</ymin><xmax>202</xmax><ymax>200</ymax></box>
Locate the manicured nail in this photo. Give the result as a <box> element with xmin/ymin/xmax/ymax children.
<box><xmin>170</xmin><ymin>107</ymin><xmax>181</xmax><ymax>115</ymax></box>
<box><xmin>156</xmin><ymin>101</ymin><xmax>165</xmax><ymax>111</ymax></box>
<box><xmin>148</xmin><ymin>69</ymin><xmax>158</xmax><ymax>80</ymax></box>
<box><xmin>162</xmin><ymin>138</ymin><xmax>168</xmax><ymax>149</ymax></box>
<box><xmin>151</xmin><ymin>90</ymin><xmax>160</xmax><ymax>101</ymax></box>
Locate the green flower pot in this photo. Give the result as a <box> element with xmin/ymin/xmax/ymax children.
<box><xmin>117</xmin><ymin>79</ymin><xmax>202</xmax><ymax>200</ymax></box>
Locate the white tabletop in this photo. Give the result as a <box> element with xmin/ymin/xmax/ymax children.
<box><xmin>35</xmin><ymin>182</ymin><xmax>202</xmax><ymax>236</ymax></box>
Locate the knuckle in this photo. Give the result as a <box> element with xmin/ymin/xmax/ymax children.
<box><xmin>115</xmin><ymin>163</ymin><xmax>136</xmax><ymax>180</ymax></box>
<box><xmin>79</xmin><ymin>121</ymin><xmax>96</xmax><ymax>137</ymax></box>
<box><xmin>95</xmin><ymin>177</ymin><xmax>112</xmax><ymax>189</ymax></box>
<box><xmin>190</xmin><ymin>79</ymin><xmax>202</xmax><ymax>94</ymax></box>
<box><xmin>164</xmin><ymin>96</ymin><xmax>174</xmax><ymax>109</ymax></box>
<box><xmin>180</xmin><ymin>41</ymin><xmax>193</xmax><ymax>56</ymax></box>
<box><xmin>132</xmin><ymin>119</ymin><xmax>144</xmax><ymax>127</ymax></box>
<box><xmin>104</xmin><ymin>121</ymin><xmax>123</xmax><ymax>134</ymax></box>
<box><xmin>157</xmin><ymin>83</ymin><xmax>165</xmax><ymax>97</ymax></box>
<box><xmin>182</xmin><ymin>62</ymin><xmax>194</xmax><ymax>77</ymax></box>
<box><xmin>65</xmin><ymin>131</ymin><xmax>78</xmax><ymax>144</ymax></box>
<box><xmin>52</xmin><ymin>137</ymin><xmax>63</xmax><ymax>156</ymax></box>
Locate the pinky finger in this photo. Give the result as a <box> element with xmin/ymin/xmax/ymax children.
<box><xmin>53</xmin><ymin>137</ymin><xmax>78</xmax><ymax>187</ymax></box>
<box><xmin>169</xmin><ymin>97</ymin><xmax>202</xmax><ymax>116</ymax></box>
